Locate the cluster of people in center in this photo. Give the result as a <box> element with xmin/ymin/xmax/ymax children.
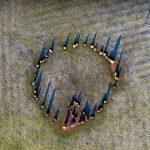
<box><xmin>62</xmin><ymin>83</ymin><xmax>111</xmax><ymax>130</ymax></box>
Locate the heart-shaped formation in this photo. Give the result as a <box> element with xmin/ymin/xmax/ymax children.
<box><xmin>32</xmin><ymin>32</ymin><xmax>124</xmax><ymax>131</ymax></box>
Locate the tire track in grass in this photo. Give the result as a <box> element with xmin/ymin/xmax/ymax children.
<box><xmin>14</xmin><ymin>0</ymin><xmax>148</xmax><ymax>34</ymax></box>
<box><xmin>125</xmin><ymin>45</ymin><xmax>150</xmax><ymax>56</ymax></box>
<box><xmin>130</xmin><ymin>53</ymin><xmax>150</xmax><ymax>65</ymax></box>
<box><xmin>18</xmin><ymin>2</ymin><xmax>146</xmax><ymax>27</ymax></box>
<box><xmin>0</xmin><ymin>1</ymin><xmax>23</xmax><ymax>147</ymax></box>
<box><xmin>109</xmin><ymin>28</ymin><xmax>149</xmax><ymax>49</ymax></box>
<box><xmin>0</xmin><ymin>12</ymin><xmax>8</xmax><ymax>117</ymax></box>
<box><xmin>130</xmin><ymin>60</ymin><xmax>150</xmax><ymax>69</ymax></box>
<box><xmin>128</xmin><ymin>63</ymin><xmax>150</xmax><ymax>81</ymax></box>
<box><xmin>139</xmin><ymin>73</ymin><xmax>150</xmax><ymax>79</ymax></box>
<box><xmin>18</xmin><ymin>0</ymin><xmax>149</xmax><ymax>26</ymax></box>
<box><xmin>8</xmin><ymin>0</ymin><xmax>146</xmax><ymax>49</ymax></box>
<box><xmin>137</xmin><ymin>68</ymin><xmax>150</xmax><ymax>78</ymax></box>
<box><xmin>123</xmin><ymin>30</ymin><xmax>150</xmax><ymax>41</ymax></box>
<box><xmin>9</xmin><ymin>1</ymin><xmax>148</xmax><ymax>48</ymax></box>
<box><xmin>16</xmin><ymin>5</ymin><xmax>146</xmax><ymax>34</ymax></box>
<box><xmin>4</xmin><ymin>0</ymin><xmax>18</xmax><ymax>115</ymax></box>
<box><xmin>124</xmin><ymin>37</ymin><xmax>149</xmax><ymax>48</ymax></box>
<box><xmin>17</xmin><ymin>0</ymin><xmax>122</xmax><ymax>19</ymax></box>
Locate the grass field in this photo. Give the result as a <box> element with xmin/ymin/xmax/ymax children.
<box><xmin>0</xmin><ymin>0</ymin><xmax>150</xmax><ymax>150</ymax></box>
